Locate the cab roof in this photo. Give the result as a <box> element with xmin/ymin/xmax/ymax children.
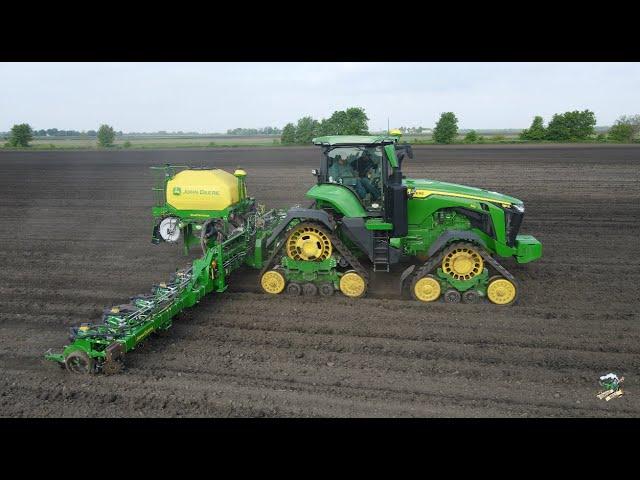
<box><xmin>312</xmin><ymin>135</ymin><xmax>399</xmax><ymax>147</ymax></box>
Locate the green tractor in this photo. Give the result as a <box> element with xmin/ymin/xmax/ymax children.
<box><xmin>259</xmin><ymin>133</ymin><xmax>542</xmax><ymax>305</ymax></box>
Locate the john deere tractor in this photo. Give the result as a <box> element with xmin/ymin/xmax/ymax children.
<box><xmin>46</xmin><ymin>138</ymin><xmax>542</xmax><ymax>374</ymax></box>
<box><xmin>258</xmin><ymin>133</ymin><xmax>542</xmax><ymax>305</ymax></box>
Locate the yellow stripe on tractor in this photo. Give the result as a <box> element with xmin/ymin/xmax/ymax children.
<box><xmin>411</xmin><ymin>189</ymin><xmax>512</xmax><ymax>208</ymax></box>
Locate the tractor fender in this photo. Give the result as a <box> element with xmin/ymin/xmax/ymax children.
<box><xmin>427</xmin><ymin>230</ymin><xmax>487</xmax><ymax>257</ymax></box>
<box><xmin>266</xmin><ymin>208</ymin><xmax>336</xmax><ymax>247</ymax></box>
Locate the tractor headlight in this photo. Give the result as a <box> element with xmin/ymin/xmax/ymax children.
<box><xmin>513</xmin><ymin>204</ymin><xmax>525</xmax><ymax>213</ymax></box>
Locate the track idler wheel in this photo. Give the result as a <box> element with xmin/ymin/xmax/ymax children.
<box><xmin>302</xmin><ymin>283</ymin><xmax>318</xmax><ymax>296</ymax></box>
<box><xmin>339</xmin><ymin>271</ymin><xmax>366</xmax><ymax>298</ymax></box>
<box><xmin>261</xmin><ymin>269</ymin><xmax>286</xmax><ymax>295</ymax></box>
<box><xmin>411</xmin><ymin>274</ymin><xmax>441</xmax><ymax>303</ymax></box>
<box><xmin>487</xmin><ymin>276</ymin><xmax>517</xmax><ymax>305</ymax></box>
<box><xmin>65</xmin><ymin>350</ymin><xmax>94</xmax><ymax>374</ymax></box>
<box><xmin>286</xmin><ymin>282</ymin><xmax>302</xmax><ymax>296</ymax></box>
<box><xmin>443</xmin><ymin>289</ymin><xmax>462</xmax><ymax>304</ymax></box>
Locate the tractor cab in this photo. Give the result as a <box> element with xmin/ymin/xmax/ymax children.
<box><xmin>325</xmin><ymin>145</ymin><xmax>384</xmax><ymax>206</ymax></box>
<box><xmin>311</xmin><ymin>135</ymin><xmax>412</xmax><ymax>234</ymax></box>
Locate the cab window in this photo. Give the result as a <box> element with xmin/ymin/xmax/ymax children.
<box><xmin>326</xmin><ymin>146</ymin><xmax>384</xmax><ymax>208</ymax></box>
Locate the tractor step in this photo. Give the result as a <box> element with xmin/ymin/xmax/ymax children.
<box><xmin>373</xmin><ymin>230</ymin><xmax>390</xmax><ymax>272</ymax></box>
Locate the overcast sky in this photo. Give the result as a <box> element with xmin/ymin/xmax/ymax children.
<box><xmin>1</xmin><ymin>62</ymin><xmax>638</xmax><ymax>132</ymax></box>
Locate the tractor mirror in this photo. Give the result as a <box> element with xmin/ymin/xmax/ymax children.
<box><xmin>311</xmin><ymin>169</ymin><xmax>319</xmax><ymax>176</ymax></box>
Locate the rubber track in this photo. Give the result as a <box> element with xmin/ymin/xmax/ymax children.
<box><xmin>260</xmin><ymin>221</ymin><xmax>370</xmax><ymax>285</ymax></box>
<box><xmin>408</xmin><ymin>241</ymin><xmax>517</xmax><ymax>294</ymax></box>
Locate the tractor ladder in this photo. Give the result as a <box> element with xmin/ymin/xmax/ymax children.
<box><xmin>372</xmin><ymin>230</ymin><xmax>390</xmax><ymax>272</ymax></box>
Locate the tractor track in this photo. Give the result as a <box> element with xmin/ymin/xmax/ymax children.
<box><xmin>1</xmin><ymin>145</ymin><xmax>639</xmax><ymax>417</ymax></box>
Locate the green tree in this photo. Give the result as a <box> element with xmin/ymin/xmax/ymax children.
<box><xmin>97</xmin><ymin>124</ymin><xmax>116</xmax><ymax>147</ymax></box>
<box><xmin>294</xmin><ymin>116</ymin><xmax>319</xmax><ymax>144</ymax></box>
<box><xmin>607</xmin><ymin>123</ymin><xmax>634</xmax><ymax>142</ymax></box>
<box><xmin>464</xmin><ymin>130</ymin><xmax>478</xmax><ymax>143</ymax></box>
<box><xmin>342</xmin><ymin>107</ymin><xmax>369</xmax><ymax>134</ymax></box>
<box><xmin>545</xmin><ymin>110</ymin><xmax>596</xmax><ymax>141</ymax></box>
<box><xmin>281</xmin><ymin>123</ymin><xmax>296</xmax><ymax>144</ymax></box>
<box><xmin>520</xmin><ymin>116</ymin><xmax>546</xmax><ymax>141</ymax></box>
<box><xmin>8</xmin><ymin>123</ymin><xmax>34</xmax><ymax>147</ymax></box>
<box><xmin>607</xmin><ymin>115</ymin><xmax>640</xmax><ymax>142</ymax></box>
<box><xmin>316</xmin><ymin>107</ymin><xmax>369</xmax><ymax>136</ymax></box>
<box><xmin>433</xmin><ymin>112</ymin><xmax>458</xmax><ymax>144</ymax></box>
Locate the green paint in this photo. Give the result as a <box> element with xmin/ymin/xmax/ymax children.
<box><xmin>306</xmin><ymin>184</ymin><xmax>367</xmax><ymax>217</ymax></box>
<box><xmin>514</xmin><ymin>235</ymin><xmax>542</xmax><ymax>263</ymax></box>
<box><xmin>365</xmin><ymin>219</ymin><xmax>393</xmax><ymax>231</ymax></box>
<box><xmin>281</xmin><ymin>256</ymin><xmax>339</xmax><ymax>286</ymax></box>
<box><xmin>384</xmin><ymin>144</ymin><xmax>399</xmax><ymax>168</ymax></box>
<box><xmin>404</xmin><ymin>178</ymin><xmax>522</xmax><ymax>206</ymax></box>
<box><xmin>436</xmin><ymin>267</ymin><xmax>489</xmax><ymax>293</ymax></box>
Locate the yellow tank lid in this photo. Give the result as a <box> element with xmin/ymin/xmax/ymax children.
<box><xmin>234</xmin><ymin>169</ymin><xmax>247</xmax><ymax>177</ymax></box>
<box><xmin>389</xmin><ymin>129</ymin><xmax>402</xmax><ymax>136</ymax></box>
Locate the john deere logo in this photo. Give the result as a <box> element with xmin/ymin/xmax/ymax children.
<box><xmin>172</xmin><ymin>186</ymin><xmax>181</xmax><ymax>196</ymax></box>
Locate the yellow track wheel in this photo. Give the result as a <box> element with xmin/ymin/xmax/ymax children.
<box><xmin>286</xmin><ymin>224</ymin><xmax>332</xmax><ymax>261</ymax></box>
<box><xmin>261</xmin><ymin>270</ymin><xmax>286</xmax><ymax>294</ymax></box>
<box><xmin>339</xmin><ymin>271</ymin><xmax>366</xmax><ymax>298</ymax></box>
<box><xmin>442</xmin><ymin>246</ymin><xmax>484</xmax><ymax>281</ymax></box>
<box><xmin>487</xmin><ymin>277</ymin><xmax>517</xmax><ymax>305</ymax></box>
<box><xmin>412</xmin><ymin>275</ymin><xmax>442</xmax><ymax>302</ymax></box>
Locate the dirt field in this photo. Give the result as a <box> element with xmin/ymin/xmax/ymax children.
<box><xmin>1</xmin><ymin>144</ymin><xmax>639</xmax><ymax>417</ymax></box>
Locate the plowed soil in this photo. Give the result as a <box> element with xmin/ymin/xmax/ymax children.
<box><xmin>1</xmin><ymin>145</ymin><xmax>639</xmax><ymax>417</ymax></box>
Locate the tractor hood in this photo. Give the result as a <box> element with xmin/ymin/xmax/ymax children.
<box><xmin>404</xmin><ymin>178</ymin><xmax>523</xmax><ymax>207</ymax></box>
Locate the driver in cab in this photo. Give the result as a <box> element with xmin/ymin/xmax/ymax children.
<box><xmin>329</xmin><ymin>154</ymin><xmax>381</xmax><ymax>202</ymax></box>
<box><xmin>328</xmin><ymin>155</ymin><xmax>356</xmax><ymax>185</ymax></box>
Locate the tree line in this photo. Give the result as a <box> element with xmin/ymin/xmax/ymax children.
<box><xmin>24</xmin><ymin>128</ymin><xmax>124</xmax><ymax>137</ymax></box>
<box><xmin>3</xmin><ymin>110</ymin><xmax>639</xmax><ymax>149</ymax></box>
<box><xmin>280</xmin><ymin>107</ymin><xmax>369</xmax><ymax>145</ymax></box>
<box><xmin>4</xmin><ymin>124</ymin><xmax>118</xmax><ymax>148</ymax></box>
<box><xmin>432</xmin><ymin>110</ymin><xmax>640</xmax><ymax>144</ymax></box>
<box><xmin>226</xmin><ymin>127</ymin><xmax>282</xmax><ymax>135</ymax></box>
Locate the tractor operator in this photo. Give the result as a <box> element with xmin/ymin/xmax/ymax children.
<box><xmin>328</xmin><ymin>155</ymin><xmax>353</xmax><ymax>181</ymax></box>
<box><xmin>351</xmin><ymin>151</ymin><xmax>381</xmax><ymax>202</ymax></box>
<box><xmin>329</xmin><ymin>154</ymin><xmax>380</xmax><ymax>202</ymax></box>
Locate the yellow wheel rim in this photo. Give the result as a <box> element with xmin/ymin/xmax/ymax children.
<box><xmin>286</xmin><ymin>225</ymin><xmax>333</xmax><ymax>261</ymax></box>
<box><xmin>442</xmin><ymin>247</ymin><xmax>484</xmax><ymax>280</ymax></box>
<box><xmin>487</xmin><ymin>278</ymin><xmax>516</xmax><ymax>305</ymax></box>
<box><xmin>261</xmin><ymin>270</ymin><xmax>286</xmax><ymax>294</ymax></box>
<box><xmin>339</xmin><ymin>271</ymin><xmax>366</xmax><ymax>298</ymax></box>
<box><xmin>413</xmin><ymin>276</ymin><xmax>441</xmax><ymax>302</ymax></box>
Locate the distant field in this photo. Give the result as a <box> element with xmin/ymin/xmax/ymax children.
<box><xmin>19</xmin><ymin>135</ymin><xmax>281</xmax><ymax>149</ymax></box>
<box><xmin>2</xmin><ymin>131</ymin><xmax>631</xmax><ymax>150</ymax></box>
<box><xmin>402</xmin><ymin>133</ymin><xmax>521</xmax><ymax>144</ymax></box>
